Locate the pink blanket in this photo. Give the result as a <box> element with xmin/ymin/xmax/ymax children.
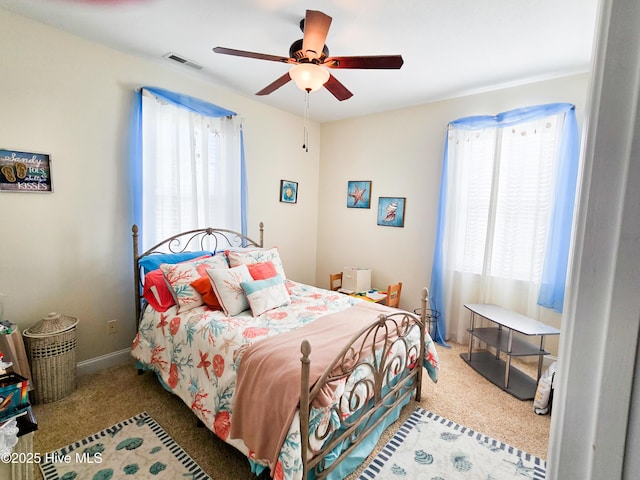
<box><xmin>229</xmin><ymin>301</ymin><xmax>393</xmax><ymax>472</ymax></box>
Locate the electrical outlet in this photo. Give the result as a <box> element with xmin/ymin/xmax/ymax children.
<box><xmin>107</xmin><ymin>319</ymin><xmax>118</xmax><ymax>334</ymax></box>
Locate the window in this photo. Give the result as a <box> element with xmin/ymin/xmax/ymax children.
<box><xmin>132</xmin><ymin>87</ymin><xmax>246</xmax><ymax>250</ymax></box>
<box><xmin>452</xmin><ymin>116</ymin><xmax>562</xmax><ymax>282</ymax></box>
<box><xmin>430</xmin><ymin>104</ymin><xmax>580</xmax><ymax>344</ymax></box>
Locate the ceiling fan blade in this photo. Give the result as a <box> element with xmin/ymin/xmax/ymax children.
<box><xmin>302</xmin><ymin>10</ymin><xmax>332</xmax><ymax>60</ymax></box>
<box><xmin>324</xmin><ymin>74</ymin><xmax>353</xmax><ymax>101</ymax></box>
<box><xmin>213</xmin><ymin>46</ymin><xmax>292</xmax><ymax>63</ymax></box>
<box><xmin>324</xmin><ymin>55</ymin><xmax>404</xmax><ymax>69</ymax></box>
<box><xmin>256</xmin><ymin>72</ymin><xmax>292</xmax><ymax>96</ymax></box>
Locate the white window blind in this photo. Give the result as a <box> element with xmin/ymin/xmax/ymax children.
<box><xmin>141</xmin><ymin>90</ymin><xmax>243</xmax><ymax>249</ymax></box>
<box><xmin>452</xmin><ymin>115</ymin><xmax>562</xmax><ymax>284</ymax></box>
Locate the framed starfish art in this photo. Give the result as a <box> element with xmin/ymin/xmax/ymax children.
<box><xmin>347</xmin><ymin>180</ymin><xmax>371</xmax><ymax>208</ymax></box>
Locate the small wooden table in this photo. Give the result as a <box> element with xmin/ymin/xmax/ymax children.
<box><xmin>460</xmin><ymin>303</ymin><xmax>560</xmax><ymax>400</ymax></box>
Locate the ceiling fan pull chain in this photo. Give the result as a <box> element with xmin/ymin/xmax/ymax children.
<box><xmin>303</xmin><ymin>89</ymin><xmax>310</xmax><ymax>152</ymax></box>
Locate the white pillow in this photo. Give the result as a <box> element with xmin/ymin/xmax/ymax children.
<box><xmin>226</xmin><ymin>246</ymin><xmax>287</xmax><ymax>279</ymax></box>
<box><xmin>241</xmin><ymin>274</ymin><xmax>290</xmax><ymax>317</ymax></box>
<box><xmin>206</xmin><ymin>264</ymin><xmax>253</xmax><ymax>316</ymax></box>
<box><xmin>160</xmin><ymin>253</ymin><xmax>228</xmax><ymax>312</ymax></box>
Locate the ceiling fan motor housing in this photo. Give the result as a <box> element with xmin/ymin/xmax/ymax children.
<box><xmin>289</xmin><ymin>39</ymin><xmax>329</xmax><ymax>62</ymax></box>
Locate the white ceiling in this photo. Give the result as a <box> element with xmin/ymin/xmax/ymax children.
<box><xmin>0</xmin><ymin>0</ymin><xmax>599</xmax><ymax>123</ymax></box>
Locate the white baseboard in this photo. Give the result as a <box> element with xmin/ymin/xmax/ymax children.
<box><xmin>76</xmin><ymin>348</ymin><xmax>134</xmax><ymax>376</ymax></box>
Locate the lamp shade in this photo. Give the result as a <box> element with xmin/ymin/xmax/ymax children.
<box><xmin>289</xmin><ymin>63</ymin><xmax>330</xmax><ymax>92</ymax></box>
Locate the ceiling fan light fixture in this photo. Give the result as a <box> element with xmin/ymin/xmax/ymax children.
<box><xmin>289</xmin><ymin>63</ymin><xmax>330</xmax><ymax>92</ymax></box>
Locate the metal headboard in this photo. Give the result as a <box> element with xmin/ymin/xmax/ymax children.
<box><xmin>132</xmin><ymin>223</ymin><xmax>264</xmax><ymax>324</ymax></box>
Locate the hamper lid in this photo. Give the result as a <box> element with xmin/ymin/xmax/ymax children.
<box><xmin>23</xmin><ymin>312</ymin><xmax>79</xmax><ymax>337</ymax></box>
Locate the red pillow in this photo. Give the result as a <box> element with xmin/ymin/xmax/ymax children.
<box><xmin>247</xmin><ymin>261</ymin><xmax>278</xmax><ymax>280</ymax></box>
<box><xmin>190</xmin><ymin>276</ymin><xmax>222</xmax><ymax>311</ymax></box>
<box><xmin>142</xmin><ymin>269</ymin><xmax>176</xmax><ymax>312</ymax></box>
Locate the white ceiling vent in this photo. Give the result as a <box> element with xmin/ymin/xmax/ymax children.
<box><xmin>163</xmin><ymin>52</ymin><xmax>203</xmax><ymax>70</ymax></box>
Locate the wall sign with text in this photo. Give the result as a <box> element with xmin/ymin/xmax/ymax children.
<box><xmin>0</xmin><ymin>149</ymin><xmax>53</xmax><ymax>192</ymax></box>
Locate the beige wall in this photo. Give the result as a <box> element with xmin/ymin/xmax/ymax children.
<box><xmin>317</xmin><ymin>74</ymin><xmax>590</xmax><ymax>355</ymax></box>
<box><xmin>0</xmin><ymin>9</ymin><xmax>320</xmax><ymax>362</ymax></box>
<box><xmin>1</xmin><ymin>7</ymin><xmax>590</xmax><ymax>364</ymax></box>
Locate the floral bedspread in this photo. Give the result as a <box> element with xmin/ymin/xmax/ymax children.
<box><xmin>131</xmin><ymin>281</ymin><xmax>439</xmax><ymax>480</ymax></box>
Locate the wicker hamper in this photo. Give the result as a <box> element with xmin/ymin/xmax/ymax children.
<box><xmin>22</xmin><ymin>312</ymin><xmax>78</xmax><ymax>404</ymax></box>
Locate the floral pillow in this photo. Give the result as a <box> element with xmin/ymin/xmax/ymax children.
<box><xmin>142</xmin><ymin>254</ymin><xmax>210</xmax><ymax>312</ymax></box>
<box><xmin>226</xmin><ymin>247</ymin><xmax>287</xmax><ymax>279</ymax></box>
<box><xmin>206</xmin><ymin>264</ymin><xmax>253</xmax><ymax>316</ymax></box>
<box><xmin>160</xmin><ymin>254</ymin><xmax>228</xmax><ymax>312</ymax></box>
<box><xmin>241</xmin><ymin>274</ymin><xmax>290</xmax><ymax>317</ymax></box>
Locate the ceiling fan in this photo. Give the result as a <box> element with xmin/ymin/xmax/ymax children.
<box><xmin>213</xmin><ymin>10</ymin><xmax>404</xmax><ymax>101</ymax></box>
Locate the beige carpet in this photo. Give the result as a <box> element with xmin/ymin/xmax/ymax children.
<box><xmin>31</xmin><ymin>342</ymin><xmax>550</xmax><ymax>479</ymax></box>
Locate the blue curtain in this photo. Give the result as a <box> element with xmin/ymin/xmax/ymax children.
<box><xmin>130</xmin><ymin>91</ymin><xmax>143</xmax><ymax>243</ymax></box>
<box><xmin>429</xmin><ymin>138</ymin><xmax>450</xmax><ymax>345</ymax></box>
<box><xmin>537</xmin><ymin>109</ymin><xmax>580</xmax><ymax>311</ymax></box>
<box><xmin>429</xmin><ymin>103</ymin><xmax>580</xmax><ymax>345</ymax></box>
<box><xmin>130</xmin><ymin>87</ymin><xmax>247</xmax><ymax>248</ymax></box>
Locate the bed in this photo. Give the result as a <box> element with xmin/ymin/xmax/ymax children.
<box><xmin>130</xmin><ymin>223</ymin><xmax>439</xmax><ymax>480</ymax></box>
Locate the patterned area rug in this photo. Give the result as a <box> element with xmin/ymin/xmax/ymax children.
<box><xmin>40</xmin><ymin>412</ymin><xmax>210</xmax><ymax>480</ymax></box>
<box><xmin>359</xmin><ymin>407</ymin><xmax>546</xmax><ymax>480</ymax></box>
